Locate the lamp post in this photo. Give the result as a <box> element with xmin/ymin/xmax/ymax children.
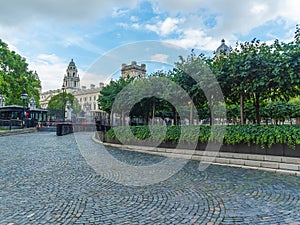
<box><xmin>21</xmin><ymin>89</ymin><xmax>28</xmax><ymax>128</ymax></box>
<box><xmin>62</xmin><ymin>84</ymin><xmax>66</xmax><ymax>122</ymax></box>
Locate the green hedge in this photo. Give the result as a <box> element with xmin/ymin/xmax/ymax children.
<box><xmin>105</xmin><ymin>125</ymin><xmax>300</xmax><ymax>149</ymax></box>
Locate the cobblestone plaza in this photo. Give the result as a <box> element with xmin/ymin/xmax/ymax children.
<box><xmin>0</xmin><ymin>132</ymin><xmax>299</xmax><ymax>224</ymax></box>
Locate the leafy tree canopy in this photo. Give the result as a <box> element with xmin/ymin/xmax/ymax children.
<box><xmin>0</xmin><ymin>39</ymin><xmax>41</xmax><ymax>106</ymax></box>
<box><xmin>47</xmin><ymin>93</ymin><xmax>81</xmax><ymax>115</ymax></box>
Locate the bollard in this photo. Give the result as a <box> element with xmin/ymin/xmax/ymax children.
<box><xmin>56</xmin><ymin>123</ymin><xmax>73</xmax><ymax>136</ymax></box>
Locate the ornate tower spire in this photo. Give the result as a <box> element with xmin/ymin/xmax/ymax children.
<box><xmin>63</xmin><ymin>59</ymin><xmax>80</xmax><ymax>93</ymax></box>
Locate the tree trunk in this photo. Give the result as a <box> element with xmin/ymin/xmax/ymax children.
<box><xmin>110</xmin><ymin>112</ymin><xmax>113</xmax><ymax>126</ymax></box>
<box><xmin>152</xmin><ymin>97</ymin><xmax>155</xmax><ymax>125</ymax></box>
<box><xmin>254</xmin><ymin>93</ymin><xmax>260</xmax><ymax>125</ymax></box>
<box><xmin>121</xmin><ymin>111</ymin><xmax>125</xmax><ymax>126</ymax></box>
<box><xmin>209</xmin><ymin>104</ymin><xmax>213</xmax><ymax>126</ymax></box>
<box><xmin>189</xmin><ymin>101</ymin><xmax>194</xmax><ymax>125</ymax></box>
<box><xmin>240</xmin><ymin>94</ymin><xmax>245</xmax><ymax>124</ymax></box>
<box><xmin>172</xmin><ymin>107</ymin><xmax>177</xmax><ymax>125</ymax></box>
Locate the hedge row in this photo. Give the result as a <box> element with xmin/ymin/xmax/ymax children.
<box><xmin>105</xmin><ymin>125</ymin><xmax>300</xmax><ymax>149</ymax></box>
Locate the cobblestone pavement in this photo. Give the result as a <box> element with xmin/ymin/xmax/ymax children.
<box><xmin>0</xmin><ymin>132</ymin><xmax>300</xmax><ymax>225</ymax></box>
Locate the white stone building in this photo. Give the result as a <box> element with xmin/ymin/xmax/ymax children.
<box><xmin>75</xmin><ymin>83</ymin><xmax>104</xmax><ymax>120</ymax></box>
<box><xmin>121</xmin><ymin>61</ymin><xmax>146</xmax><ymax>79</ymax></box>
<box><xmin>40</xmin><ymin>60</ymin><xmax>148</xmax><ymax>121</ymax></box>
<box><xmin>63</xmin><ymin>59</ymin><xmax>81</xmax><ymax>93</ymax></box>
<box><xmin>39</xmin><ymin>59</ymin><xmax>104</xmax><ymax>120</ymax></box>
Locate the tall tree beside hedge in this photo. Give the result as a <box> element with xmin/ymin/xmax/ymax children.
<box><xmin>212</xmin><ymin>26</ymin><xmax>300</xmax><ymax>124</ymax></box>
<box><xmin>174</xmin><ymin>53</ymin><xmax>224</xmax><ymax>125</ymax></box>
<box><xmin>98</xmin><ymin>77</ymin><xmax>134</xmax><ymax>124</ymax></box>
<box><xmin>0</xmin><ymin>39</ymin><xmax>41</xmax><ymax>106</ymax></box>
<box><xmin>47</xmin><ymin>93</ymin><xmax>81</xmax><ymax>119</ymax></box>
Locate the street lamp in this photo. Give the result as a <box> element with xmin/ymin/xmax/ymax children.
<box><xmin>62</xmin><ymin>84</ymin><xmax>66</xmax><ymax>122</ymax></box>
<box><xmin>21</xmin><ymin>89</ymin><xmax>28</xmax><ymax>128</ymax></box>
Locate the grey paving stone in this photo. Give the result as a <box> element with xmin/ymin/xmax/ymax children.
<box><xmin>0</xmin><ymin>132</ymin><xmax>299</xmax><ymax>225</ymax></box>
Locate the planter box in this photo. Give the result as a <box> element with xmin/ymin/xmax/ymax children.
<box><xmin>230</xmin><ymin>143</ymin><xmax>267</xmax><ymax>155</ymax></box>
<box><xmin>102</xmin><ymin>136</ymin><xmax>299</xmax><ymax>158</ymax></box>
<box><xmin>284</xmin><ymin>145</ymin><xmax>300</xmax><ymax>157</ymax></box>
<box><xmin>266</xmin><ymin>144</ymin><xmax>284</xmax><ymax>156</ymax></box>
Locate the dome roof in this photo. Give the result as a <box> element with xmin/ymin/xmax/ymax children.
<box><xmin>215</xmin><ymin>39</ymin><xmax>230</xmax><ymax>56</ymax></box>
<box><xmin>68</xmin><ymin>59</ymin><xmax>76</xmax><ymax>67</ymax></box>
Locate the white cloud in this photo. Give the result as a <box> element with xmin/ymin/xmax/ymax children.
<box><xmin>28</xmin><ymin>54</ymin><xmax>69</xmax><ymax>92</ymax></box>
<box><xmin>150</xmin><ymin>0</ymin><xmax>299</xmax><ymax>38</ymax></box>
<box><xmin>80</xmin><ymin>72</ymin><xmax>110</xmax><ymax>87</ymax></box>
<box><xmin>250</xmin><ymin>3</ymin><xmax>268</xmax><ymax>15</ymax></box>
<box><xmin>117</xmin><ymin>22</ymin><xmax>129</xmax><ymax>29</ymax></box>
<box><xmin>112</xmin><ymin>8</ymin><xmax>129</xmax><ymax>17</ymax></box>
<box><xmin>151</xmin><ymin>54</ymin><xmax>169</xmax><ymax>63</ymax></box>
<box><xmin>278</xmin><ymin>0</ymin><xmax>300</xmax><ymax>23</ymax></box>
<box><xmin>130</xmin><ymin>16</ymin><xmax>139</xmax><ymax>22</ymax></box>
<box><xmin>1</xmin><ymin>0</ymin><xmax>299</xmax><ymax>92</ymax></box>
<box><xmin>0</xmin><ymin>1</ymin><xmax>140</xmax><ymax>26</ymax></box>
<box><xmin>145</xmin><ymin>17</ymin><xmax>184</xmax><ymax>36</ymax></box>
<box><xmin>132</xmin><ymin>23</ymin><xmax>140</xmax><ymax>29</ymax></box>
<box><xmin>166</xmin><ymin>29</ymin><xmax>222</xmax><ymax>51</ymax></box>
<box><xmin>150</xmin><ymin>0</ymin><xmax>205</xmax><ymax>14</ymax></box>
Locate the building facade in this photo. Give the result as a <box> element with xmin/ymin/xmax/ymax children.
<box><xmin>121</xmin><ymin>61</ymin><xmax>146</xmax><ymax>79</ymax></box>
<box><xmin>215</xmin><ymin>39</ymin><xmax>230</xmax><ymax>57</ymax></box>
<box><xmin>40</xmin><ymin>89</ymin><xmax>62</xmax><ymax>109</ymax></box>
<box><xmin>63</xmin><ymin>59</ymin><xmax>80</xmax><ymax>93</ymax></box>
<box><xmin>39</xmin><ymin>59</ymin><xmax>104</xmax><ymax>120</ymax></box>
<box><xmin>75</xmin><ymin>83</ymin><xmax>104</xmax><ymax>120</ymax></box>
<box><xmin>40</xmin><ymin>60</ymin><xmax>148</xmax><ymax>121</ymax></box>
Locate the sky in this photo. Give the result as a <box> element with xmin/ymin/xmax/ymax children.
<box><xmin>0</xmin><ymin>0</ymin><xmax>299</xmax><ymax>91</ymax></box>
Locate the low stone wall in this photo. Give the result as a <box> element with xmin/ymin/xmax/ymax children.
<box><xmin>98</xmin><ymin>132</ymin><xmax>300</xmax><ymax>158</ymax></box>
<box><xmin>0</xmin><ymin>127</ymin><xmax>37</xmax><ymax>136</ymax></box>
<box><xmin>93</xmin><ymin>132</ymin><xmax>300</xmax><ymax>176</ymax></box>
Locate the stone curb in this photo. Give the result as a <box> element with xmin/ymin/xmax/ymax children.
<box><xmin>0</xmin><ymin>128</ymin><xmax>37</xmax><ymax>136</ymax></box>
<box><xmin>92</xmin><ymin>134</ymin><xmax>300</xmax><ymax>177</ymax></box>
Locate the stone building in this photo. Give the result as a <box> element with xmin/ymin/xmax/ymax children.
<box><xmin>39</xmin><ymin>59</ymin><xmax>103</xmax><ymax>120</ymax></box>
<box><xmin>215</xmin><ymin>39</ymin><xmax>230</xmax><ymax>57</ymax></box>
<box><xmin>121</xmin><ymin>61</ymin><xmax>146</xmax><ymax>79</ymax></box>
<box><xmin>40</xmin><ymin>89</ymin><xmax>62</xmax><ymax>109</ymax></box>
<box><xmin>75</xmin><ymin>83</ymin><xmax>104</xmax><ymax>120</ymax></box>
<box><xmin>40</xmin><ymin>60</ymin><xmax>148</xmax><ymax>121</ymax></box>
<box><xmin>63</xmin><ymin>59</ymin><xmax>80</xmax><ymax>93</ymax></box>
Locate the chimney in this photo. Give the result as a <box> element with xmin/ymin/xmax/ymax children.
<box><xmin>141</xmin><ymin>63</ymin><xmax>146</xmax><ymax>70</ymax></box>
<box><xmin>82</xmin><ymin>86</ymin><xmax>86</xmax><ymax>90</ymax></box>
<box><xmin>90</xmin><ymin>84</ymin><xmax>95</xmax><ymax>89</ymax></box>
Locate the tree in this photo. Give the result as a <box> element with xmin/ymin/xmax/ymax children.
<box><xmin>174</xmin><ymin>53</ymin><xmax>224</xmax><ymax>125</ymax></box>
<box><xmin>0</xmin><ymin>39</ymin><xmax>41</xmax><ymax>106</ymax></box>
<box><xmin>47</xmin><ymin>93</ymin><xmax>80</xmax><ymax>120</ymax></box>
<box><xmin>98</xmin><ymin>77</ymin><xmax>134</xmax><ymax>125</ymax></box>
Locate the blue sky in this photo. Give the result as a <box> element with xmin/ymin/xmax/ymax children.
<box><xmin>0</xmin><ymin>0</ymin><xmax>299</xmax><ymax>91</ymax></box>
